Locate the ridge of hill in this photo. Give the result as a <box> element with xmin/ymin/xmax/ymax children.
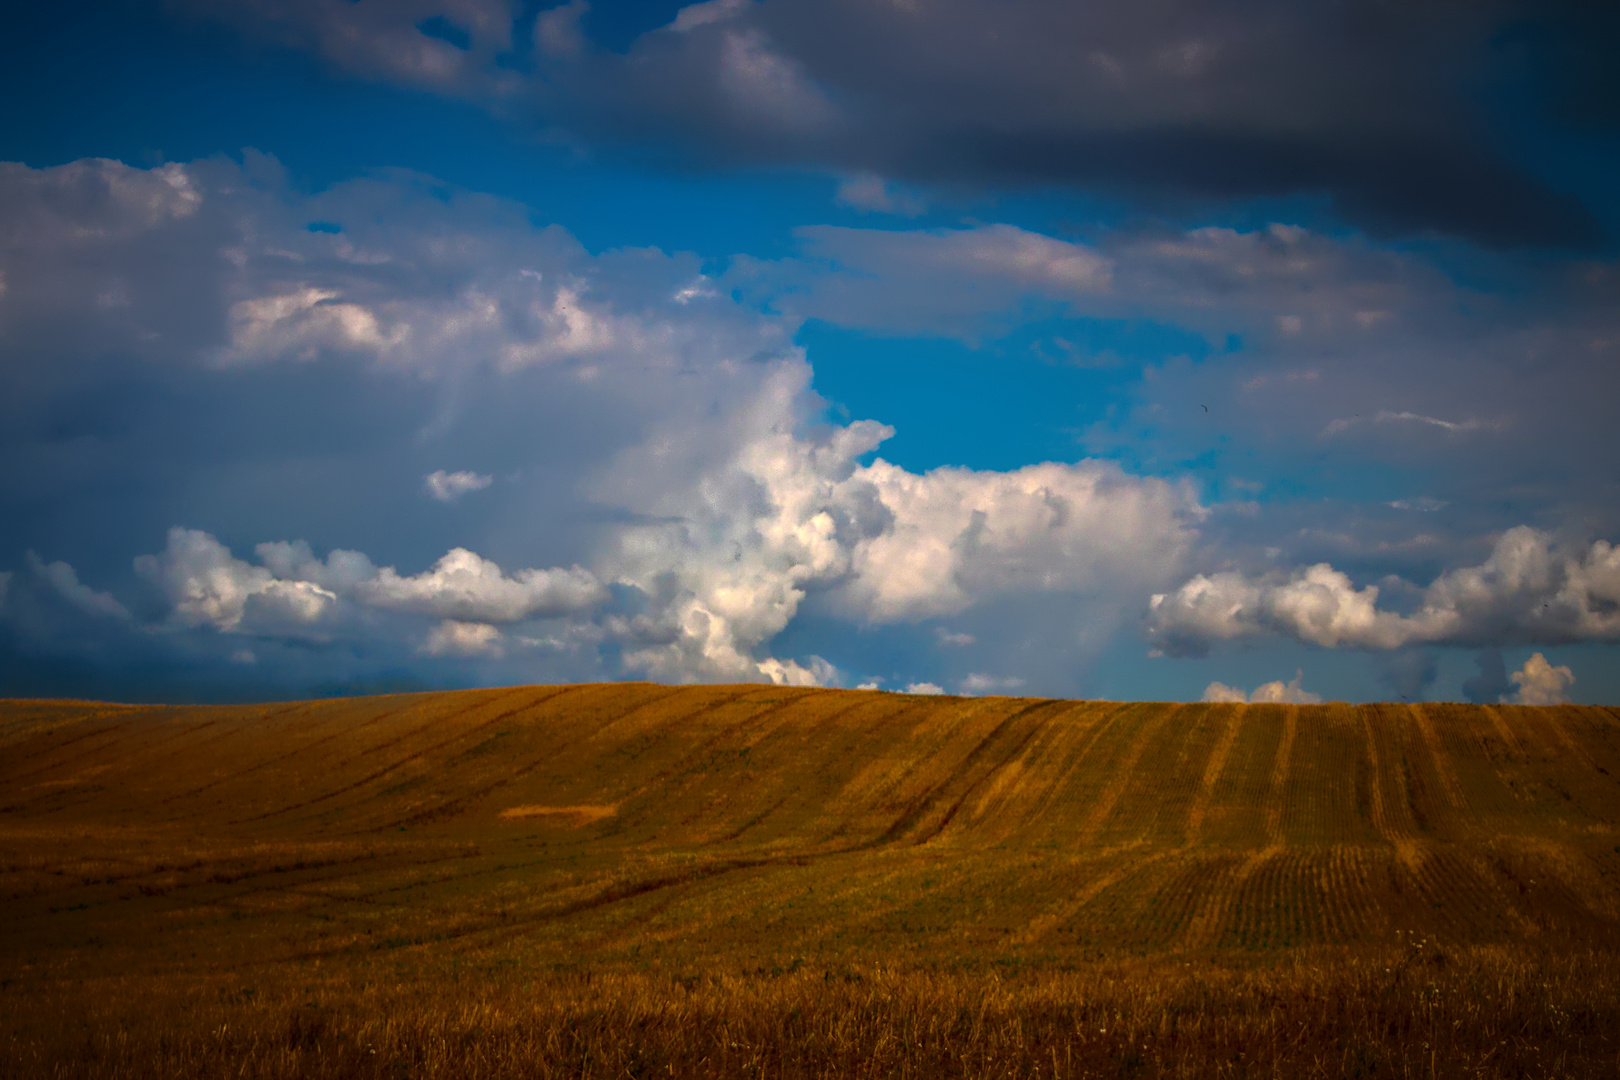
<box><xmin>4</xmin><ymin>684</ymin><xmax>1619</xmax><ymax>969</ymax></box>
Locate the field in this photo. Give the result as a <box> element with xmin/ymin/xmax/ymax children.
<box><xmin>3</xmin><ymin>684</ymin><xmax>1619</xmax><ymax>1077</ymax></box>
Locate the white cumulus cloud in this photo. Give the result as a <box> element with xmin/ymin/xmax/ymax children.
<box><xmin>594</xmin><ymin>358</ymin><xmax>1201</xmax><ymax>685</ymax></box>
<box><xmin>756</xmin><ymin>655</ymin><xmax>839</xmax><ymax>687</ymax></box>
<box><xmin>133</xmin><ymin>529</ymin><xmax>606</xmax><ymax>645</ymax></box>
<box><xmin>422</xmin><ymin>619</ymin><xmax>505</xmax><ymax>658</ymax></box>
<box><xmin>1202</xmin><ymin>670</ymin><xmax>1320</xmax><ymax>704</ymax></box>
<box><xmin>1508</xmin><ymin>653</ymin><xmax>1574</xmax><ymax>705</ymax></box>
<box><xmin>1151</xmin><ymin>527</ymin><xmax>1620</xmax><ymax>655</ymax></box>
<box><xmin>135</xmin><ymin>528</ymin><xmax>339</xmax><ymax>635</ymax></box>
<box><xmin>358</xmin><ymin>548</ymin><xmax>606</xmax><ymax>623</ymax></box>
<box><xmin>224</xmin><ymin>286</ymin><xmax>404</xmax><ymax>366</ymax></box>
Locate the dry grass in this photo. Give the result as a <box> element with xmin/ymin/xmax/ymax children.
<box><xmin>3</xmin><ymin>686</ymin><xmax>1619</xmax><ymax>1077</ymax></box>
<box><xmin>6</xmin><ymin>949</ymin><xmax>1616</xmax><ymax>1078</ymax></box>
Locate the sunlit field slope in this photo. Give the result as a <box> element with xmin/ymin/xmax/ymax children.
<box><xmin>4</xmin><ymin>685</ymin><xmax>1620</xmax><ymax>1077</ymax></box>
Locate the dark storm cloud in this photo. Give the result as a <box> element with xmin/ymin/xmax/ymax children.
<box><xmin>895</xmin><ymin>127</ymin><xmax>1597</xmax><ymax>249</ymax></box>
<box><xmin>184</xmin><ymin>0</ymin><xmax>1612</xmax><ymax>246</ymax></box>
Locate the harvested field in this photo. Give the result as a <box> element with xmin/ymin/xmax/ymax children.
<box><xmin>2</xmin><ymin>686</ymin><xmax>1618</xmax><ymax>1077</ymax></box>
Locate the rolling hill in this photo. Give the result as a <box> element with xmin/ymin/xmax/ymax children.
<box><xmin>5</xmin><ymin>685</ymin><xmax>1619</xmax><ymax>963</ymax></box>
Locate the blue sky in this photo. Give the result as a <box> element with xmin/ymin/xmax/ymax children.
<box><xmin>2</xmin><ymin>0</ymin><xmax>1618</xmax><ymax>705</ymax></box>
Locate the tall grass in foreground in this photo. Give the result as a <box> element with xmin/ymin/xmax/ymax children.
<box><xmin>6</xmin><ymin>946</ymin><xmax>1615</xmax><ymax>1079</ymax></box>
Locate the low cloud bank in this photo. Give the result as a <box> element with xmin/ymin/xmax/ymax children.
<box><xmin>134</xmin><ymin>526</ymin><xmax>605</xmax><ymax>644</ymax></box>
<box><xmin>11</xmin><ymin>360</ymin><xmax>1203</xmax><ymax>688</ymax></box>
<box><xmin>1202</xmin><ymin>670</ymin><xmax>1321</xmax><ymax>704</ymax></box>
<box><xmin>1151</xmin><ymin>527</ymin><xmax>1620</xmax><ymax>656</ymax></box>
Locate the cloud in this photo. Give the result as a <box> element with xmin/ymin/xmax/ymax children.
<box><xmin>421</xmin><ymin>619</ymin><xmax>504</xmax><ymax>658</ymax></box>
<box><xmin>593</xmin><ymin>358</ymin><xmax>1202</xmax><ymax>684</ymax></box>
<box><xmin>254</xmin><ymin>541</ymin><xmax>379</xmax><ymax>592</ymax></box>
<box><xmin>935</xmin><ymin>628</ymin><xmax>975</xmax><ymax>647</ymax></box>
<box><xmin>834</xmin><ymin>173</ymin><xmax>926</xmax><ymax>216</ymax></box>
<box><xmin>846</xmin><ymin>455</ymin><xmax>1197</xmax><ymax>621</ymax></box>
<box><xmin>0</xmin><ymin>156</ymin><xmax>788</xmax><ymax>385</ymax></box>
<box><xmin>756</xmin><ymin>655</ymin><xmax>839</xmax><ymax>687</ymax></box>
<box><xmin>423</xmin><ymin>469</ymin><xmax>493</xmax><ymax>502</ymax></box>
<box><xmin>743</xmin><ymin>218</ymin><xmax>1460</xmax><ymax>353</ymax></box>
<box><xmin>358</xmin><ymin>549</ymin><xmax>606</xmax><ymax>623</ymax></box>
<box><xmin>716</xmin><ymin>29</ymin><xmax>838</xmax><ymax>131</ymax></box>
<box><xmin>1322</xmin><ymin>410</ymin><xmax>1497</xmax><ymax>438</ymax></box>
<box><xmin>173</xmin><ymin>0</ymin><xmax>518</xmax><ymax>97</ymax></box>
<box><xmin>960</xmin><ymin>672</ymin><xmax>1024</xmax><ymax>695</ymax></box>
<box><xmin>766</xmin><ymin>224</ymin><xmax>1112</xmax><ymax>335</ymax></box>
<box><xmin>6</xmin><ymin>159</ymin><xmax>1614</xmax><ymax>557</ymax></box>
<box><xmin>225</xmin><ymin>287</ymin><xmax>405</xmax><ymax>366</ymax></box>
<box><xmin>1243</xmin><ymin>673</ymin><xmax>1322</xmax><ymax>704</ymax></box>
<box><xmin>1</xmin><ymin>157</ymin><xmax>1212</xmax><ymax>693</ymax></box>
<box><xmin>6</xmin><ymin>156</ymin><xmax>1614</xmax><ymax>700</ymax></box>
<box><xmin>1150</xmin><ymin>527</ymin><xmax>1620</xmax><ymax>655</ymax></box>
<box><xmin>1507</xmin><ymin>652</ymin><xmax>1574</xmax><ymax>706</ymax></box>
<box><xmin>905</xmin><ymin>681</ymin><xmax>945</xmax><ymax>695</ymax></box>
<box><xmin>181</xmin><ymin>0</ymin><xmax>1610</xmax><ymax>245</ymax></box>
<box><xmin>0</xmin><ymin>159</ymin><xmax>201</xmax><ymax>242</ymax></box>
<box><xmin>535</xmin><ymin>0</ymin><xmax>588</xmax><ymax>58</ymax></box>
<box><xmin>9</xmin><ymin>348</ymin><xmax>1196</xmax><ymax>695</ymax></box>
<box><xmin>135</xmin><ymin>528</ymin><xmax>341</xmax><ymax>636</ymax></box>
<box><xmin>1202</xmin><ymin>670</ymin><xmax>1320</xmax><ymax>704</ymax></box>
<box><xmin>1200</xmin><ymin>681</ymin><xmax>1248</xmax><ymax>703</ymax></box>
<box><xmin>130</xmin><ymin>528</ymin><xmax>605</xmax><ymax>648</ymax></box>
<box><xmin>740</xmin><ymin>217</ymin><xmax>1620</xmax><ymax>487</ymax></box>
<box><xmin>0</xmin><ymin>158</ymin><xmax>230</xmax><ymax>361</ymax></box>
<box><xmin>27</xmin><ymin>553</ymin><xmax>130</xmax><ymax>620</ymax></box>
<box><xmin>670</xmin><ymin>0</ymin><xmax>749</xmax><ymax>33</ymax></box>
<box><xmin>725</xmin><ymin>217</ymin><xmax>1620</xmax><ymax>544</ymax></box>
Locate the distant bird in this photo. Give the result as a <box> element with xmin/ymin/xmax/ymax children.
<box><xmin>1201</xmin><ymin>404</ymin><xmax>1208</xmax><ymax>412</ymax></box>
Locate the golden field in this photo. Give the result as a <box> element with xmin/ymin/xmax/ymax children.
<box><xmin>2</xmin><ymin>684</ymin><xmax>1619</xmax><ymax>1077</ymax></box>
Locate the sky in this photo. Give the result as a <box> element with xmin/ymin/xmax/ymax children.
<box><xmin>2</xmin><ymin>0</ymin><xmax>1618</xmax><ymax>706</ymax></box>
